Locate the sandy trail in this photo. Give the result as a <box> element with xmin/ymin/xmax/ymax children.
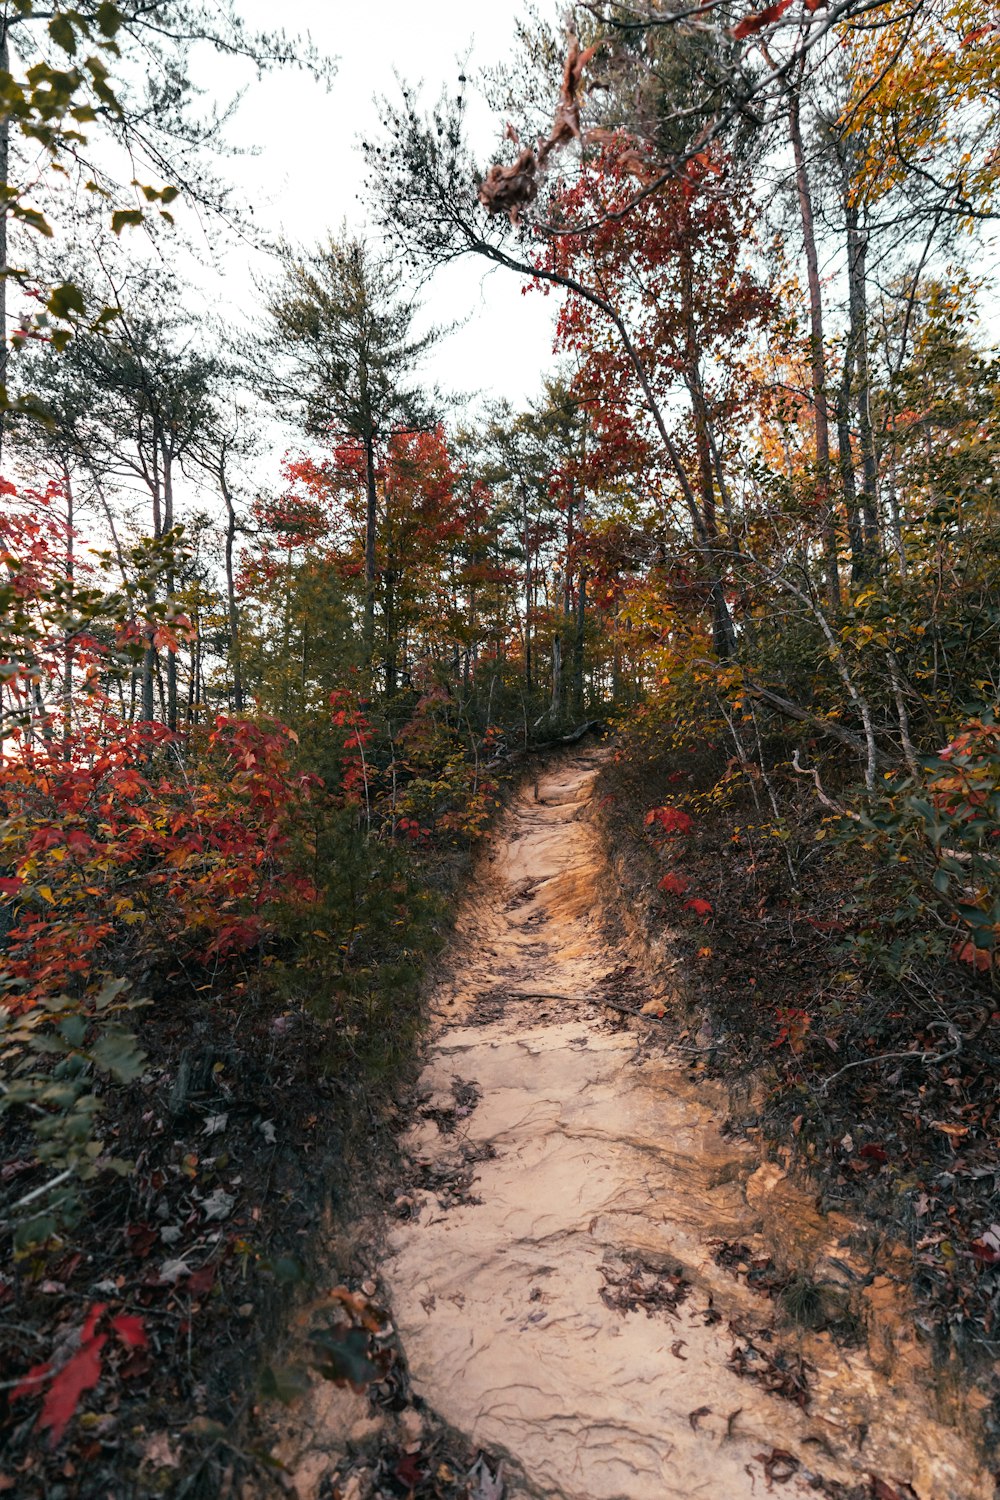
<box><xmin>384</xmin><ymin>751</ymin><xmax>990</xmax><ymax>1500</ymax></box>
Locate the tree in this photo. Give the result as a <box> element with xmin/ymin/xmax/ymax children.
<box><xmin>262</xmin><ymin>235</ymin><xmax>442</xmax><ymax>674</ymax></box>
<box><xmin>12</xmin><ymin>264</ymin><xmax>221</xmax><ymax>725</ymax></box>
<box><xmin>0</xmin><ymin>1</ymin><xmax>333</xmax><ymax>446</ymax></box>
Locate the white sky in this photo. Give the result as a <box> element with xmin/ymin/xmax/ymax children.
<box><xmin>194</xmin><ymin>0</ymin><xmax>559</xmax><ymax>420</ymax></box>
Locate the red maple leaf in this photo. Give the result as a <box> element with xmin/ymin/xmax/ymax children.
<box><xmin>684</xmin><ymin>897</ymin><xmax>714</xmax><ymax>918</ymax></box>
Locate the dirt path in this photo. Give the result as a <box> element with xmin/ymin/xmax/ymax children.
<box><xmin>380</xmin><ymin>751</ymin><xmax>989</xmax><ymax>1500</ymax></box>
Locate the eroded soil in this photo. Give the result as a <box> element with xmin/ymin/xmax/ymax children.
<box><xmin>287</xmin><ymin>751</ymin><xmax>993</xmax><ymax>1500</ymax></box>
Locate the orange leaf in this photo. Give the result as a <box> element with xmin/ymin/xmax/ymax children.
<box><xmin>951</xmin><ymin>940</ymin><xmax>992</xmax><ymax>972</ymax></box>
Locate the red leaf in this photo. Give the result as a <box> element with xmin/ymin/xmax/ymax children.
<box><xmin>80</xmin><ymin>1303</ymin><xmax>108</xmax><ymax>1342</ymax></box>
<box><xmin>658</xmin><ymin>872</ymin><xmax>689</xmax><ymax>897</ymax></box>
<box><xmin>126</xmin><ymin>1223</ymin><xmax>158</xmax><ymax>1258</ymax></box>
<box><xmin>37</xmin><ymin>1335</ymin><xmax>106</xmax><ymax>1447</ymax></box>
<box><xmin>871</xmin><ymin>1479</ymin><xmax>918</xmax><ymax>1500</ymax></box>
<box><xmin>185</xmin><ymin>1263</ymin><xmax>217</xmax><ymax>1297</ymax></box>
<box><xmin>646</xmin><ymin>805</ymin><xmax>693</xmax><ymax>836</ymax></box>
<box><xmin>0</xmin><ymin>877</ymin><xmax>23</xmax><ymax>897</ymax></box>
<box><xmin>111</xmin><ymin>1313</ymin><xmax>148</xmax><ymax>1349</ymax></box>
<box><xmin>11</xmin><ymin>1360</ymin><xmax>52</xmax><ymax>1402</ymax></box>
<box><xmin>395</xmin><ymin>1452</ymin><xmax>425</xmax><ymax>1487</ymax></box>
<box><xmin>733</xmin><ymin>0</ymin><xmax>794</xmax><ymax>40</ymax></box>
<box><xmin>859</xmin><ymin>1143</ymin><xmax>888</xmax><ymax>1164</ymax></box>
<box><xmin>684</xmin><ymin>898</ymin><xmax>714</xmax><ymax>918</ymax></box>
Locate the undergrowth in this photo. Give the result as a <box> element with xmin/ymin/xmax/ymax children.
<box><xmin>595</xmin><ymin>717</ymin><xmax>1000</xmax><ymax>1432</ymax></box>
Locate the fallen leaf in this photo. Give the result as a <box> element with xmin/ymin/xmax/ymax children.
<box><xmin>200</xmin><ymin>1188</ymin><xmax>235</xmax><ymax>1221</ymax></box>
<box><xmin>870</xmin><ymin>1478</ymin><xmax>918</xmax><ymax>1500</ymax></box>
<box><xmin>309</xmin><ymin>1324</ymin><xmax>379</xmax><ymax>1391</ymax></box>
<box><xmin>142</xmin><ymin>1433</ymin><xmax>181</xmax><ymax>1470</ymax></box>
<box><xmin>466</xmin><ymin>1454</ymin><xmax>505</xmax><ymax>1500</ymax></box>
<box><xmin>185</xmin><ymin>1263</ymin><xmax>217</xmax><ymax>1298</ymax></box>
<box><xmin>111</xmin><ymin>1313</ymin><xmax>148</xmax><ymax>1349</ymax></box>
<box><xmin>753</xmin><ymin>1448</ymin><xmax>800</xmax><ymax>1484</ymax></box>
<box><xmin>38</xmin><ymin>1336</ymin><xmax>107</xmax><ymax>1447</ymax></box>
<box><xmin>260</xmin><ymin>1364</ymin><xmax>311</xmax><ymax>1405</ymax></box>
<box><xmin>395</xmin><ymin>1451</ymin><xmax>425</xmax><ymax>1488</ymax></box>
<box><xmin>159</xmin><ymin>1257</ymin><xmax>193</xmax><ymax>1283</ymax></box>
<box><xmin>684</xmin><ymin>897</ymin><xmax>713</xmax><ymax>918</ymax></box>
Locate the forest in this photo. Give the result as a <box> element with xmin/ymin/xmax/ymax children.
<box><xmin>0</xmin><ymin>2</ymin><xmax>998</xmax><ymax>1497</ymax></box>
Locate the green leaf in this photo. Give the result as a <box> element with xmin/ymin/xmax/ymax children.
<box><xmin>59</xmin><ymin>1015</ymin><xmax>88</xmax><ymax>1048</ymax></box>
<box><xmin>95</xmin><ymin>2</ymin><xmax>123</xmax><ymax>36</ymax></box>
<box><xmin>260</xmin><ymin>1364</ymin><xmax>311</xmax><ymax>1405</ymax></box>
<box><xmin>111</xmin><ymin>208</ymin><xmax>143</xmax><ymax>235</ymax></box>
<box><xmin>16</xmin><ymin>206</ymin><xmax>54</xmax><ymax>237</ymax></box>
<box><xmin>273</xmin><ymin>1255</ymin><xmax>303</xmax><ymax>1284</ymax></box>
<box><xmin>93</xmin><ymin>977</ymin><xmax>129</xmax><ymax>1011</ymax></box>
<box><xmin>14</xmin><ymin>1213</ymin><xmax>59</xmax><ymax>1252</ymax></box>
<box><xmin>309</xmin><ymin>1325</ymin><xmax>378</xmax><ymax>1391</ymax></box>
<box><xmin>90</xmin><ymin>1027</ymin><xmax>146</xmax><ymax>1083</ymax></box>
<box><xmin>47</xmin><ymin>282</ymin><xmax>86</xmax><ymax>320</ymax></box>
<box><xmin>48</xmin><ymin>14</ymin><xmax>78</xmax><ymax>55</ymax></box>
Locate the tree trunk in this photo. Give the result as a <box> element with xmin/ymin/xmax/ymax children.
<box><xmin>521</xmin><ymin>484</ymin><xmax>533</xmax><ymax>689</ymax></box>
<box><xmin>62</xmin><ymin>467</ymin><xmax>74</xmax><ymax>753</ymax></box>
<box><xmin>384</xmin><ymin>567</ymin><xmax>397</xmax><ymax>696</ymax></box>
<box><xmin>836</xmin><ymin>355</ymin><xmax>865</xmax><ymax>582</ymax></box>
<box><xmin>363</xmin><ymin>433</ymin><xmax>378</xmax><ymax>672</ymax></box>
<box><xmin>550</xmin><ymin>627</ymin><xmax>562</xmax><ymax>720</ymax></box>
<box><xmin>845</xmin><ymin>212</ymin><xmax>879</xmax><ymax>556</ymax></box>
<box><xmin>219</xmin><ymin>452</ymin><xmax>243</xmax><ymax>713</ymax></box>
<box><xmin>573</xmin><ymin>569</ymin><xmax>587</xmax><ymax>718</ymax></box>
<box><xmin>163</xmin><ymin>446</ymin><xmax>177</xmax><ymax>731</ymax></box>
<box><xmin>785</xmin><ymin>76</ymin><xmax>840</xmax><ymax>610</ymax></box>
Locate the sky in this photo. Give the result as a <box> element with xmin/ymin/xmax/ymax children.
<box><xmin>192</xmin><ymin>0</ymin><xmax>559</xmax><ymax>419</ymax></box>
